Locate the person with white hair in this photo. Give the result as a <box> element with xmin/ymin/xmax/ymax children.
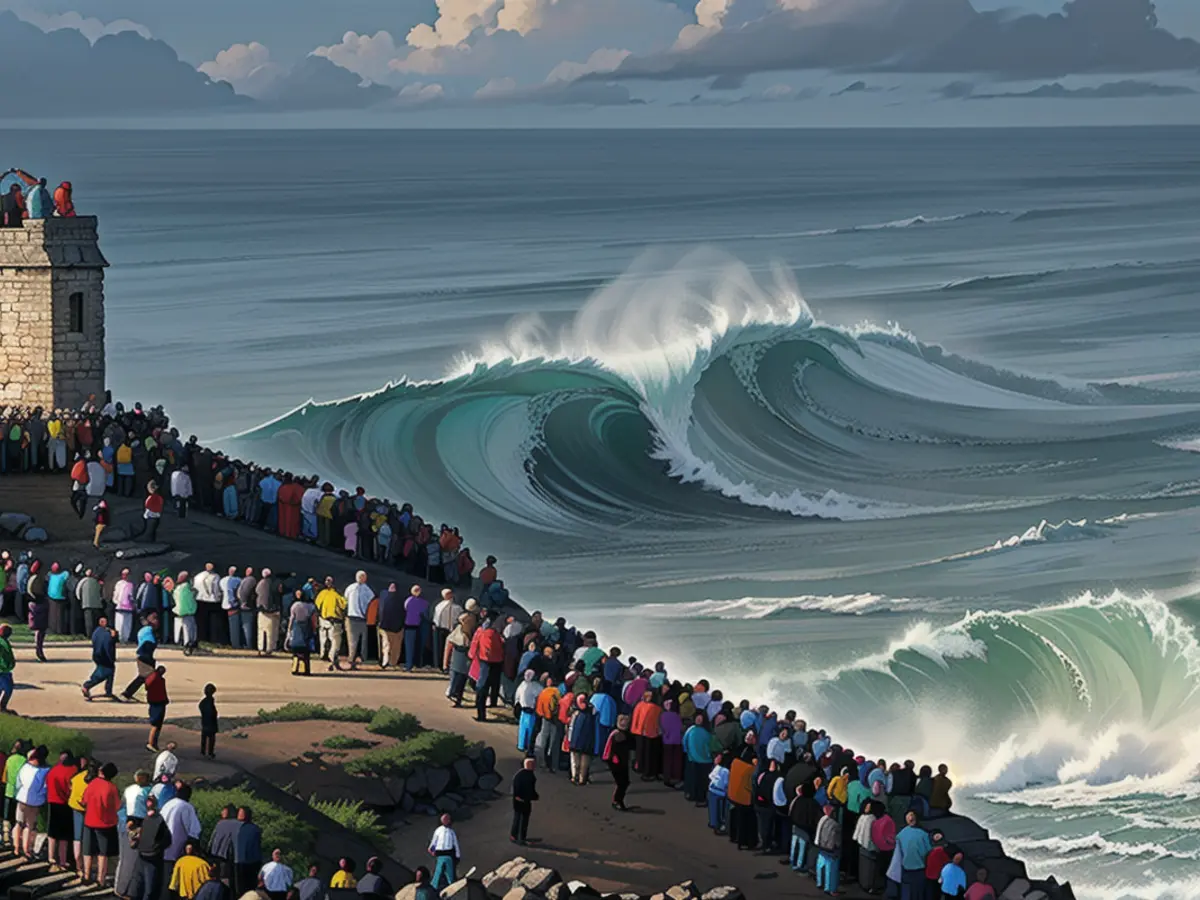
<box><xmin>432</xmin><ymin>588</ymin><xmax>461</xmax><ymax>674</ymax></box>
<box><xmin>343</xmin><ymin>570</ymin><xmax>374</xmax><ymax>670</ymax></box>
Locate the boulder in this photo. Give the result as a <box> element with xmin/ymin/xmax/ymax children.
<box><xmin>400</xmin><ymin>792</ymin><xmax>415</xmax><ymax>813</ymax></box>
<box><xmin>516</xmin><ymin>867</ymin><xmax>561</xmax><ymax>893</ymax></box>
<box><xmin>465</xmin><ymin>745</ymin><xmax>483</xmax><ymax>761</ymax></box>
<box><xmin>441</xmin><ymin>878</ymin><xmax>489</xmax><ymax>900</ymax></box>
<box><xmin>929</xmin><ymin>815</ymin><xmax>990</xmax><ymax>846</ymax></box>
<box><xmin>545</xmin><ymin>886</ymin><xmax>570</xmax><ymax>900</ymax></box>
<box><xmin>454</xmin><ymin>758</ymin><xmax>478</xmax><ymax>790</ymax></box>
<box><xmin>1025</xmin><ymin>893</ymin><xmax>1048</xmax><ymax>900</ymax></box>
<box><xmin>665</xmin><ymin>884</ymin><xmax>699</xmax><ymax>900</ymax></box>
<box><xmin>700</xmin><ymin>890</ymin><xmax>743</xmax><ymax>900</ymax></box>
<box><xmin>999</xmin><ymin>880</ymin><xmax>1030</xmax><ymax>900</ymax></box>
<box><xmin>383</xmin><ymin>777</ymin><xmax>408</xmax><ymax>805</ymax></box>
<box><xmin>0</xmin><ymin>512</ymin><xmax>32</xmax><ymax>535</ymax></box>
<box><xmin>22</xmin><ymin>526</ymin><xmax>47</xmax><ymax>543</ymax></box>
<box><xmin>428</xmin><ymin>767</ymin><xmax>452</xmax><ymax>799</ymax></box>
<box><xmin>480</xmin><ymin>746</ymin><xmax>497</xmax><ymax>772</ymax></box>
<box><xmin>406</xmin><ymin>769</ymin><xmax>428</xmax><ymax>797</ymax></box>
<box><xmin>478</xmin><ymin>773</ymin><xmax>502</xmax><ymax>792</ymax></box>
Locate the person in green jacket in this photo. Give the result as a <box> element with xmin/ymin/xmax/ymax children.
<box><xmin>3</xmin><ymin>738</ymin><xmax>25</xmax><ymax>846</ymax></box>
<box><xmin>173</xmin><ymin>573</ymin><xmax>198</xmax><ymax>655</ymax></box>
<box><xmin>0</xmin><ymin>623</ymin><xmax>15</xmax><ymax>713</ymax></box>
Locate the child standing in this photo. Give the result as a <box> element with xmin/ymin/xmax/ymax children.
<box><xmin>198</xmin><ymin>684</ymin><xmax>218</xmax><ymax>759</ymax></box>
<box><xmin>144</xmin><ymin>666</ymin><xmax>169</xmax><ymax>752</ymax></box>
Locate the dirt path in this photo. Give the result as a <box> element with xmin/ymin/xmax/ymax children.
<box><xmin>24</xmin><ymin>643</ymin><xmax>825</xmax><ymax>899</ymax></box>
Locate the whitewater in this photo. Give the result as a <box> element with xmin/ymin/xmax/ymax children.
<box><xmin>24</xmin><ymin>127</ymin><xmax>1200</xmax><ymax>899</ymax></box>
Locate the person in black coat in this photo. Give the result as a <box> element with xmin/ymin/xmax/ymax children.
<box><xmin>510</xmin><ymin>759</ymin><xmax>539</xmax><ymax>845</ymax></box>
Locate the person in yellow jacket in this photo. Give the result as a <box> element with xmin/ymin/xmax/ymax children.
<box><xmin>314</xmin><ymin>577</ymin><xmax>347</xmax><ymax>671</ymax></box>
<box><xmin>46</xmin><ymin>414</ymin><xmax>66</xmax><ymax>471</ymax></box>
<box><xmin>169</xmin><ymin>840</ymin><xmax>212</xmax><ymax>899</ymax></box>
<box><xmin>115</xmin><ymin>440</ymin><xmax>136</xmax><ymax>497</ymax></box>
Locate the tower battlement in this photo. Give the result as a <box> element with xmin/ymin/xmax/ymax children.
<box><xmin>0</xmin><ymin>216</ymin><xmax>107</xmax><ymax>409</ymax></box>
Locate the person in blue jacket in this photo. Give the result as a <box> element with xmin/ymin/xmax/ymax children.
<box><xmin>26</xmin><ymin>178</ymin><xmax>53</xmax><ymax>219</ymax></box>
<box><xmin>682</xmin><ymin>712</ymin><xmax>714</xmax><ymax>803</ymax></box>
<box><xmin>590</xmin><ymin>688</ymin><xmax>617</xmax><ymax>754</ymax></box>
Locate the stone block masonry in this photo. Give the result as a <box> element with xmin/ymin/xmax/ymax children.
<box><xmin>0</xmin><ymin>216</ymin><xmax>107</xmax><ymax>409</ymax></box>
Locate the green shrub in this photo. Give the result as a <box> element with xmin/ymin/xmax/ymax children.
<box><xmin>321</xmin><ymin>735</ymin><xmax>374</xmax><ymax>750</ymax></box>
<box><xmin>255</xmin><ymin>703</ymin><xmax>375</xmax><ymax>724</ymax></box>
<box><xmin>308</xmin><ymin>797</ymin><xmax>389</xmax><ymax>851</ymax></box>
<box><xmin>365</xmin><ymin>707</ymin><xmax>420</xmax><ymax>741</ymax></box>
<box><xmin>0</xmin><ymin>714</ymin><xmax>92</xmax><ymax>757</ymax></box>
<box><xmin>193</xmin><ymin>787</ymin><xmax>316</xmax><ymax>869</ymax></box>
<box><xmin>344</xmin><ymin>731</ymin><xmax>469</xmax><ymax>778</ymax></box>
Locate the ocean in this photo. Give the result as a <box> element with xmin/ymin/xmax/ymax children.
<box><xmin>10</xmin><ymin>127</ymin><xmax>1200</xmax><ymax>898</ymax></box>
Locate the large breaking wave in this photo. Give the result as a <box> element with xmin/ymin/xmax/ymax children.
<box><xmin>233</xmin><ymin>249</ymin><xmax>1200</xmax><ymax>537</ymax></box>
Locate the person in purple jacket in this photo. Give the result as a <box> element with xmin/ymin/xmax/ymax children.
<box><xmin>403</xmin><ymin>585</ymin><xmax>430</xmax><ymax>671</ymax></box>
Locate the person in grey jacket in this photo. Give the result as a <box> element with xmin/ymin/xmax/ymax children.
<box><xmin>77</xmin><ymin>569</ymin><xmax>104</xmax><ymax>635</ymax></box>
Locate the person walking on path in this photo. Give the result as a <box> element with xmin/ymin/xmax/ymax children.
<box><xmin>427</xmin><ymin>814</ymin><xmax>461</xmax><ymax>889</ymax></box>
<box><xmin>0</xmin><ymin>623</ymin><xmax>16</xmax><ymax>713</ymax></box>
<box><xmin>144</xmin><ymin>665</ymin><xmax>170</xmax><ymax>751</ymax></box>
<box><xmin>286</xmin><ymin>592</ymin><xmax>316</xmax><ymax>677</ymax></box>
<box><xmin>82</xmin><ymin>616</ymin><xmax>117</xmax><ymax>700</ymax></box>
<box><xmin>92</xmin><ymin>499</ymin><xmax>110</xmax><ymax>548</ymax></box>
<box><xmin>510</xmin><ymin>758</ymin><xmax>539</xmax><ymax>846</ymax></box>
<box><xmin>122</xmin><ymin>612</ymin><xmax>158</xmax><ymax>700</ymax></box>
<box><xmin>604</xmin><ymin>713</ymin><xmax>633</xmax><ymax>812</ymax></box>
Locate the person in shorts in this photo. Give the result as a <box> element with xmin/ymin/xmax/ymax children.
<box><xmin>45</xmin><ymin>751</ymin><xmax>78</xmax><ymax>871</ymax></box>
<box><xmin>14</xmin><ymin>745</ymin><xmax>49</xmax><ymax>859</ymax></box>
<box><xmin>69</xmin><ymin>757</ymin><xmax>94</xmax><ymax>868</ymax></box>
<box><xmin>81</xmin><ymin>761</ymin><xmax>120</xmax><ymax>885</ymax></box>
<box><xmin>2</xmin><ymin>740</ymin><xmax>25</xmax><ymax>846</ymax></box>
<box><xmin>145</xmin><ymin>666</ymin><xmax>169</xmax><ymax>751</ymax></box>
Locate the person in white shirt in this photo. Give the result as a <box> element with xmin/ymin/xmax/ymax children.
<box><xmin>192</xmin><ymin>563</ymin><xmax>222</xmax><ymax>644</ymax></box>
<box><xmin>259</xmin><ymin>848</ymin><xmax>294</xmax><ymax>897</ymax></box>
<box><xmin>13</xmin><ymin>747</ymin><xmax>49</xmax><ymax>857</ymax></box>
<box><xmin>343</xmin><ymin>572</ymin><xmax>374</xmax><ymax>670</ymax></box>
<box><xmin>169</xmin><ymin>469</ymin><xmax>193</xmax><ymax>518</ymax></box>
<box><xmin>427</xmin><ymin>814</ymin><xmax>461</xmax><ymax>889</ymax></box>
<box><xmin>153</xmin><ymin>742</ymin><xmax>179</xmax><ymax>781</ymax></box>
<box><xmin>124</xmin><ymin>769</ymin><xmax>152</xmax><ymax>824</ymax></box>
<box><xmin>300</xmin><ymin>481</ymin><xmax>322</xmax><ymax>541</ymax></box>
<box><xmin>432</xmin><ymin>590</ymin><xmax>462</xmax><ymax>674</ymax></box>
<box><xmin>160</xmin><ymin>784</ymin><xmax>202</xmax><ymax>863</ymax></box>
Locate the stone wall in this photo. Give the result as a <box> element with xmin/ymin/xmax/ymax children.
<box><xmin>0</xmin><ymin>217</ymin><xmax>107</xmax><ymax>409</ymax></box>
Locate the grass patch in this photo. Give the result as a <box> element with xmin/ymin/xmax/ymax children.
<box><xmin>344</xmin><ymin>731</ymin><xmax>470</xmax><ymax>778</ymax></box>
<box><xmin>365</xmin><ymin>707</ymin><xmax>420</xmax><ymax>741</ymax></box>
<box><xmin>4</xmin><ymin>622</ymin><xmax>82</xmax><ymax>644</ymax></box>
<box><xmin>0</xmin><ymin>714</ymin><xmax>92</xmax><ymax>756</ymax></box>
<box><xmin>308</xmin><ymin>797</ymin><xmax>389</xmax><ymax>851</ymax></box>
<box><xmin>194</xmin><ymin>786</ymin><xmax>316</xmax><ymax>869</ymax></box>
<box><xmin>255</xmin><ymin>703</ymin><xmax>375</xmax><ymax>724</ymax></box>
<box><xmin>321</xmin><ymin>735</ymin><xmax>374</xmax><ymax>751</ymax></box>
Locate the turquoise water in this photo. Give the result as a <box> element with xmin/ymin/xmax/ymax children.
<box><xmin>10</xmin><ymin>127</ymin><xmax>1200</xmax><ymax>897</ymax></box>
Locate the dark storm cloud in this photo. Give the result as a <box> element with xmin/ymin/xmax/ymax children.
<box><xmin>602</xmin><ymin>0</ymin><xmax>1200</xmax><ymax>82</ymax></box>
<box><xmin>0</xmin><ymin>11</ymin><xmax>247</xmax><ymax>115</ymax></box>
<box><xmin>258</xmin><ymin>56</ymin><xmax>395</xmax><ymax>110</ymax></box>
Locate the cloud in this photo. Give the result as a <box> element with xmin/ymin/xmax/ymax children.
<box><xmin>678</xmin><ymin>81</ymin><xmax>818</xmax><ymax>104</ymax></box>
<box><xmin>832</xmin><ymin>79</ymin><xmax>876</xmax><ymax>95</ymax></box>
<box><xmin>0</xmin><ymin>12</ymin><xmax>245</xmax><ymax>116</ymax></box>
<box><xmin>258</xmin><ymin>55</ymin><xmax>396</xmax><ymax>109</ymax></box>
<box><xmin>968</xmin><ymin>79</ymin><xmax>1198</xmax><ymax>99</ymax></box>
<box><xmin>605</xmin><ymin>0</ymin><xmax>1200</xmax><ymax>82</ymax></box>
<box><xmin>396</xmin><ymin>81</ymin><xmax>448</xmax><ymax>105</ymax></box>
<box><xmin>473</xmin><ymin>74</ymin><xmax>640</xmax><ymax>104</ymax></box>
<box><xmin>15</xmin><ymin>10</ymin><xmax>151</xmax><ymax>43</ymax></box>
<box><xmin>199</xmin><ymin>42</ymin><xmax>286</xmax><ymax>97</ymax></box>
<box><xmin>546</xmin><ymin>47</ymin><xmax>631</xmax><ymax>82</ymax></box>
<box><xmin>312</xmin><ymin>30</ymin><xmax>404</xmax><ymax>83</ymax></box>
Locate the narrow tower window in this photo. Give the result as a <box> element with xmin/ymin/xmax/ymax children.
<box><xmin>69</xmin><ymin>292</ymin><xmax>84</xmax><ymax>333</ymax></box>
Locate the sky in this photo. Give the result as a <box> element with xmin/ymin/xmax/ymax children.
<box><xmin>4</xmin><ymin>0</ymin><xmax>1200</xmax><ymax>124</ymax></box>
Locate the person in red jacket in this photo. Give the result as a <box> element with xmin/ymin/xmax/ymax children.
<box><xmin>144</xmin><ymin>666</ymin><xmax>170</xmax><ymax>752</ymax></box>
<box><xmin>924</xmin><ymin>829</ymin><xmax>949</xmax><ymax>899</ymax></box>
<box><xmin>467</xmin><ymin>620</ymin><xmax>503</xmax><ymax>722</ymax></box>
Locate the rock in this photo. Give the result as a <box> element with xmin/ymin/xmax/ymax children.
<box><xmin>465</xmin><ymin>744</ymin><xmax>482</xmax><ymax>760</ymax></box>
<box><xmin>480</xmin><ymin>745</ymin><xmax>497</xmax><ymax>772</ymax></box>
<box><xmin>445</xmin><ymin>792</ymin><xmax>465</xmax><ymax>804</ymax></box>
<box><xmin>440</xmin><ymin>878</ymin><xmax>490</xmax><ymax>900</ymax></box>
<box><xmin>0</xmin><ymin>512</ymin><xmax>32</xmax><ymax>534</ymax></box>
<box><xmin>700</xmin><ymin>890</ymin><xmax>743</xmax><ymax>900</ymax></box>
<box><xmin>482</xmin><ymin>859</ymin><xmax>529</xmax><ymax>889</ymax></box>
<box><xmin>435</xmin><ymin>796</ymin><xmax>459</xmax><ymax>814</ymax></box>
<box><xmin>400</xmin><ymin>792</ymin><xmax>415</xmax><ymax>813</ymax></box>
<box><xmin>383</xmin><ymin>777</ymin><xmax>408</xmax><ymax>805</ymax></box>
<box><xmin>545</xmin><ymin>886</ymin><xmax>570</xmax><ymax>900</ymax></box>
<box><xmin>999</xmin><ymin>880</ymin><xmax>1030</xmax><ymax>900</ymax></box>
<box><xmin>428</xmin><ymin>766</ymin><xmax>452</xmax><ymax>799</ymax></box>
<box><xmin>665</xmin><ymin>883</ymin><xmax>699</xmax><ymax>900</ymax></box>
<box><xmin>22</xmin><ymin>526</ymin><xmax>47</xmax><ymax>542</ymax></box>
<box><xmin>516</xmin><ymin>867</ymin><xmax>561</xmax><ymax>893</ymax></box>
<box><xmin>501</xmin><ymin>890</ymin><xmax>538</xmax><ymax>900</ymax></box>
<box><xmin>454</xmin><ymin>758</ymin><xmax>478</xmax><ymax>789</ymax></box>
<box><xmin>1025</xmin><ymin>893</ymin><xmax>1048</xmax><ymax>900</ymax></box>
<box><xmin>406</xmin><ymin>769</ymin><xmax>428</xmax><ymax>797</ymax></box>
<box><xmin>477</xmin><ymin>773</ymin><xmax>501</xmax><ymax>792</ymax></box>
<box><xmin>928</xmin><ymin>815</ymin><xmax>990</xmax><ymax>846</ymax></box>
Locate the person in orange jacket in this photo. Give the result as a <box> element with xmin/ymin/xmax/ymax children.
<box><xmin>630</xmin><ymin>690</ymin><xmax>664</xmax><ymax>781</ymax></box>
<box><xmin>54</xmin><ymin>182</ymin><xmax>75</xmax><ymax>218</ymax></box>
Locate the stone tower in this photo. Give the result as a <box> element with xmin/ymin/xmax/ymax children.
<box><xmin>0</xmin><ymin>216</ymin><xmax>107</xmax><ymax>409</ymax></box>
